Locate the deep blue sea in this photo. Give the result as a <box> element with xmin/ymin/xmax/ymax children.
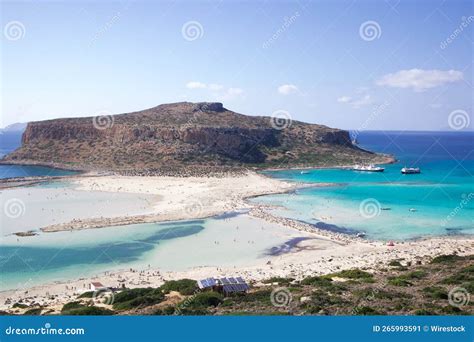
<box><xmin>257</xmin><ymin>131</ymin><xmax>474</xmax><ymax>240</ymax></box>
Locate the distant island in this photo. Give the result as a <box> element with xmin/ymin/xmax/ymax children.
<box><xmin>1</xmin><ymin>102</ymin><xmax>391</xmax><ymax>174</ymax></box>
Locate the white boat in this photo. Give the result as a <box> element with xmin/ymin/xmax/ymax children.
<box><xmin>401</xmin><ymin>167</ymin><xmax>420</xmax><ymax>174</ymax></box>
<box><xmin>300</xmin><ymin>171</ymin><xmax>309</xmax><ymax>174</ymax></box>
<box><xmin>352</xmin><ymin>164</ymin><xmax>385</xmax><ymax>172</ymax></box>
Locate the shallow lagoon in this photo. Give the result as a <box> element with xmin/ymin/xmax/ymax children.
<box><xmin>0</xmin><ymin>214</ymin><xmax>299</xmax><ymax>290</ymax></box>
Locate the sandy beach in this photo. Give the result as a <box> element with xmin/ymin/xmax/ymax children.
<box><xmin>39</xmin><ymin>172</ymin><xmax>307</xmax><ymax>232</ymax></box>
<box><xmin>1</xmin><ymin>171</ymin><xmax>473</xmax><ymax>313</ymax></box>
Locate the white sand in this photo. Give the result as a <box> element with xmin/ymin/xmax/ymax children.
<box><xmin>40</xmin><ymin>172</ymin><xmax>303</xmax><ymax>232</ymax></box>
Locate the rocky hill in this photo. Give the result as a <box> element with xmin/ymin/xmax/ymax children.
<box><xmin>2</xmin><ymin>102</ymin><xmax>388</xmax><ymax>173</ymax></box>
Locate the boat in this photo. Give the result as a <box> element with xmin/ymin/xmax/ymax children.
<box><xmin>401</xmin><ymin>167</ymin><xmax>421</xmax><ymax>174</ymax></box>
<box><xmin>300</xmin><ymin>171</ymin><xmax>309</xmax><ymax>174</ymax></box>
<box><xmin>352</xmin><ymin>164</ymin><xmax>385</xmax><ymax>172</ymax></box>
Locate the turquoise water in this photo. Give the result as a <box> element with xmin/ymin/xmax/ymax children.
<box><xmin>0</xmin><ymin>214</ymin><xmax>296</xmax><ymax>291</ymax></box>
<box><xmin>0</xmin><ymin>220</ymin><xmax>205</xmax><ymax>290</ymax></box>
<box><xmin>256</xmin><ymin>131</ymin><xmax>474</xmax><ymax>240</ymax></box>
<box><xmin>0</xmin><ymin>164</ymin><xmax>78</xmax><ymax>179</ymax></box>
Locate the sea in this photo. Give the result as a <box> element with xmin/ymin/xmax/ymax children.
<box><xmin>255</xmin><ymin>131</ymin><xmax>474</xmax><ymax>241</ymax></box>
<box><xmin>0</xmin><ymin>130</ymin><xmax>472</xmax><ymax>290</ymax></box>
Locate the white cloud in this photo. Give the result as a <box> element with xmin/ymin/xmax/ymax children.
<box><xmin>376</xmin><ymin>69</ymin><xmax>463</xmax><ymax>92</ymax></box>
<box><xmin>186</xmin><ymin>81</ymin><xmax>207</xmax><ymax>89</ymax></box>
<box><xmin>337</xmin><ymin>93</ymin><xmax>373</xmax><ymax>109</ymax></box>
<box><xmin>337</xmin><ymin>96</ymin><xmax>352</xmax><ymax>103</ymax></box>
<box><xmin>278</xmin><ymin>84</ymin><xmax>299</xmax><ymax>95</ymax></box>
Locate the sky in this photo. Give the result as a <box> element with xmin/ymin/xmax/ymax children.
<box><xmin>1</xmin><ymin>0</ymin><xmax>473</xmax><ymax>131</ymax></box>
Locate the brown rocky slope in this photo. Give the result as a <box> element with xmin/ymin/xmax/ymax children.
<box><xmin>2</xmin><ymin>102</ymin><xmax>389</xmax><ymax>173</ymax></box>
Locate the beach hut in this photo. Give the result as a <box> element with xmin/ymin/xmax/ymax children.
<box><xmin>197</xmin><ymin>277</ymin><xmax>249</xmax><ymax>295</ymax></box>
<box><xmin>89</xmin><ymin>282</ymin><xmax>106</xmax><ymax>291</ymax></box>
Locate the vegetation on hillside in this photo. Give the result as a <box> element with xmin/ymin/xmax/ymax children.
<box><xmin>14</xmin><ymin>254</ymin><xmax>473</xmax><ymax>316</ymax></box>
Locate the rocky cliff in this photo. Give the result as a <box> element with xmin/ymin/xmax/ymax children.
<box><xmin>3</xmin><ymin>102</ymin><xmax>385</xmax><ymax>172</ymax></box>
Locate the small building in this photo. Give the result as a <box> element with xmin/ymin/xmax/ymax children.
<box><xmin>89</xmin><ymin>282</ymin><xmax>106</xmax><ymax>291</ymax></box>
<box><xmin>197</xmin><ymin>277</ymin><xmax>249</xmax><ymax>295</ymax></box>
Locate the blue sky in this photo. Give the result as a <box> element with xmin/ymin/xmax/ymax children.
<box><xmin>1</xmin><ymin>0</ymin><xmax>472</xmax><ymax>130</ymax></box>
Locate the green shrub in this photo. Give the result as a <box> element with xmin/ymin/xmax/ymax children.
<box><xmin>301</xmin><ymin>276</ymin><xmax>333</xmax><ymax>286</ymax></box>
<box><xmin>311</xmin><ymin>290</ymin><xmax>345</xmax><ymax>305</ymax></box>
<box><xmin>113</xmin><ymin>292</ymin><xmax>165</xmax><ymax>311</ymax></box>
<box><xmin>78</xmin><ymin>291</ymin><xmax>94</xmax><ymax>298</ymax></box>
<box><xmin>23</xmin><ymin>308</ymin><xmax>42</xmax><ymax>315</ymax></box>
<box><xmin>404</xmin><ymin>270</ymin><xmax>427</xmax><ymax>279</ymax></box>
<box><xmin>430</xmin><ymin>255</ymin><xmax>462</xmax><ymax>264</ymax></box>
<box><xmin>61</xmin><ymin>301</ymin><xmax>114</xmax><ymax>315</ymax></box>
<box><xmin>66</xmin><ymin>306</ymin><xmax>114</xmax><ymax>315</ymax></box>
<box><xmin>12</xmin><ymin>303</ymin><xmax>28</xmax><ymax>309</ymax></box>
<box><xmin>353</xmin><ymin>306</ymin><xmax>379</xmax><ymax>315</ymax></box>
<box><xmin>262</xmin><ymin>277</ymin><xmax>295</xmax><ymax>286</ymax></box>
<box><xmin>388</xmin><ymin>270</ymin><xmax>426</xmax><ymax>286</ymax></box>
<box><xmin>113</xmin><ymin>288</ymin><xmax>155</xmax><ymax>303</ymax></box>
<box><xmin>440</xmin><ymin>306</ymin><xmax>464</xmax><ymax>315</ymax></box>
<box><xmin>328</xmin><ymin>269</ymin><xmax>373</xmax><ymax>280</ymax></box>
<box><xmin>225</xmin><ymin>290</ymin><xmax>272</xmax><ymax>305</ymax></box>
<box><xmin>187</xmin><ymin>291</ymin><xmax>223</xmax><ymax>309</ymax></box>
<box><xmin>153</xmin><ymin>306</ymin><xmax>177</xmax><ymax>315</ymax></box>
<box><xmin>440</xmin><ymin>265</ymin><xmax>474</xmax><ymax>285</ymax></box>
<box><xmin>61</xmin><ymin>301</ymin><xmax>83</xmax><ymax>313</ymax></box>
<box><xmin>422</xmin><ymin>286</ymin><xmax>448</xmax><ymax>299</ymax></box>
<box><xmin>159</xmin><ymin>279</ymin><xmax>197</xmax><ymax>295</ymax></box>
<box><xmin>414</xmin><ymin>309</ymin><xmax>434</xmax><ymax>315</ymax></box>
<box><xmin>353</xmin><ymin>288</ymin><xmax>403</xmax><ymax>300</ymax></box>
<box><xmin>301</xmin><ymin>276</ymin><xmax>347</xmax><ymax>293</ymax></box>
<box><xmin>388</xmin><ymin>278</ymin><xmax>413</xmax><ymax>287</ymax></box>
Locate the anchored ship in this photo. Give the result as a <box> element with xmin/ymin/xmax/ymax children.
<box><xmin>352</xmin><ymin>164</ymin><xmax>385</xmax><ymax>172</ymax></box>
<box><xmin>401</xmin><ymin>167</ymin><xmax>421</xmax><ymax>174</ymax></box>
